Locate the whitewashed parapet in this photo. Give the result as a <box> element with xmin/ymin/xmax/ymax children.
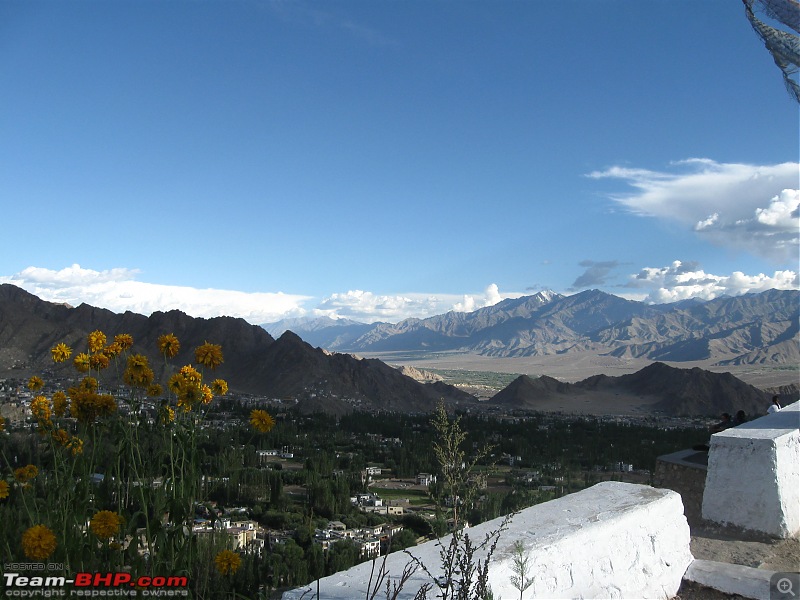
<box><xmin>283</xmin><ymin>481</ymin><xmax>692</xmax><ymax>599</ymax></box>
<box><xmin>702</xmin><ymin>401</ymin><xmax>800</xmax><ymax>538</ymax></box>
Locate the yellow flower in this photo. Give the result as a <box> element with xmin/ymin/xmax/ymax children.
<box><xmin>147</xmin><ymin>383</ymin><xmax>163</xmax><ymax>398</ymax></box>
<box><xmin>52</xmin><ymin>429</ymin><xmax>70</xmax><ymax>447</ymax></box>
<box><xmin>211</xmin><ymin>379</ymin><xmax>228</xmax><ymax>396</ymax></box>
<box><xmin>31</xmin><ymin>396</ymin><xmax>51</xmax><ymax>422</ymax></box>
<box><xmin>89</xmin><ymin>353</ymin><xmax>110</xmax><ymax>371</ymax></box>
<box><xmin>97</xmin><ymin>394</ymin><xmax>116</xmax><ymax>417</ymax></box>
<box><xmin>27</xmin><ymin>376</ymin><xmax>44</xmax><ymax>392</ymax></box>
<box><xmin>67</xmin><ymin>386</ymin><xmax>116</xmax><ymax>423</ymax></box>
<box><xmin>51</xmin><ymin>343</ymin><xmax>72</xmax><ymax>363</ymax></box>
<box><xmin>249</xmin><ymin>409</ymin><xmax>275</xmax><ymax>433</ymax></box>
<box><xmin>179</xmin><ymin>365</ymin><xmax>202</xmax><ymax>384</ymax></box>
<box><xmin>14</xmin><ymin>465</ymin><xmax>39</xmax><ymax>483</ymax></box>
<box><xmin>90</xmin><ymin>510</ymin><xmax>124</xmax><ymax>540</ymax></box>
<box><xmin>77</xmin><ymin>377</ymin><xmax>97</xmax><ymax>392</ymax></box>
<box><xmin>201</xmin><ymin>384</ymin><xmax>213</xmax><ymax>404</ymax></box>
<box><xmin>195</xmin><ymin>341</ymin><xmax>223</xmax><ymax>370</ymax></box>
<box><xmin>103</xmin><ymin>342</ymin><xmax>122</xmax><ymax>358</ymax></box>
<box><xmin>52</xmin><ymin>391</ymin><xmax>68</xmax><ymax>418</ymax></box>
<box><xmin>122</xmin><ymin>354</ymin><xmax>154</xmax><ymax>388</ymax></box>
<box><xmin>159</xmin><ymin>405</ymin><xmax>175</xmax><ymax>424</ymax></box>
<box><xmin>158</xmin><ymin>333</ymin><xmax>181</xmax><ymax>359</ymax></box>
<box><xmin>0</xmin><ymin>480</ymin><xmax>9</xmax><ymax>499</ymax></box>
<box><xmin>167</xmin><ymin>373</ymin><xmax>185</xmax><ymax>395</ymax></box>
<box><xmin>177</xmin><ymin>384</ymin><xmax>203</xmax><ymax>412</ymax></box>
<box><xmin>214</xmin><ymin>549</ymin><xmax>241</xmax><ymax>576</ymax></box>
<box><xmin>68</xmin><ymin>436</ymin><xmax>84</xmax><ymax>456</ymax></box>
<box><xmin>87</xmin><ymin>330</ymin><xmax>107</xmax><ymax>353</ymax></box>
<box><xmin>73</xmin><ymin>353</ymin><xmax>90</xmax><ymax>373</ymax></box>
<box><xmin>124</xmin><ymin>369</ymin><xmax>155</xmax><ymax>389</ymax></box>
<box><xmin>114</xmin><ymin>333</ymin><xmax>134</xmax><ymax>351</ymax></box>
<box><xmin>21</xmin><ymin>525</ymin><xmax>57</xmax><ymax>560</ymax></box>
<box><xmin>127</xmin><ymin>353</ymin><xmax>150</xmax><ymax>373</ymax></box>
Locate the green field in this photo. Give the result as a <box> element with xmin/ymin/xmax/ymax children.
<box><xmin>372</xmin><ymin>485</ymin><xmax>432</xmax><ymax>506</ymax></box>
<box><xmin>422</xmin><ymin>368</ymin><xmax>523</xmax><ymax>389</ymax></box>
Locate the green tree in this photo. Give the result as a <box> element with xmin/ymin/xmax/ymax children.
<box><xmin>327</xmin><ymin>539</ymin><xmax>360</xmax><ymax>574</ymax></box>
<box><xmin>389</xmin><ymin>528</ymin><xmax>418</xmax><ymax>552</ymax></box>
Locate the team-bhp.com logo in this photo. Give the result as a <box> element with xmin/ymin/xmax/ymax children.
<box><xmin>3</xmin><ymin>570</ymin><xmax>189</xmax><ymax>597</ymax></box>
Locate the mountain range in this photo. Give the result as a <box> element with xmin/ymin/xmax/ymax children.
<box><xmin>0</xmin><ymin>284</ymin><xmax>472</xmax><ymax>415</ymax></box>
<box><xmin>1</xmin><ymin>284</ymin><xmax>796</xmax><ymax>417</ymax></box>
<box><xmin>266</xmin><ymin>288</ymin><xmax>800</xmax><ymax>365</ymax></box>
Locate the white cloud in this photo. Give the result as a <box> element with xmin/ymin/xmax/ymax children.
<box><xmin>588</xmin><ymin>159</ymin><xmax>800</xmax><ymax>262</ymax></box>
<box><xmin>10</xmin><ymin>262</ymin><xmax>792</xmax><ymax>327</ymax></box>
<box><xmin>694</xmin><ymin>213</ymin><xmax>719</xmax><ymax>231</ymax></box>
<box><xmin>697</xmin><ymin>189</ymin><xmax>800</xmax><ymax>259</ymax></box>
<box><xmin>624</xmin><ymin>260</ymin><xmax>798</xmax><ymax>303</ymax></box>
<box><xmin>315</xmin><ymin>290</ymin><xmax>442</xmax><ymax>322</ymax></box>
<box><xmin>16</xmin><ymin>264</ymin><xmax>139</xmax><ymax>286</ymax></box>
<box><xmin>1</xmin><ymin>266</ymin><xmax>524</xmax><ymax>325</ymax></box>
<box><xmin>316</xmin><ymin>283</ymin><xmax>517</xmax><ymax>322</ymax></box>
<box><xmin>755</xmin><ymin>189</ymin><xmax>799</xmax><ymax>227</ymax></box>
<box><xmin>452</xmin><ymin>283</ymin><xmax>506</xmax><ymax>313</ymax></box>
<box><xmin>0</xmin><ymin>265</ymin><xmax>312</xmax><ymax>324</ymax></box>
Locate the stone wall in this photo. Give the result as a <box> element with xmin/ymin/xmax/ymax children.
<box><xmin>282</xmin><ymin>481</ymin><xmax>693</xmax><ymax>599</ymax></box>
<box><xmin>653</xmin><ymin>449</ymin><xmax>708</xmax><ymax>527</ymax></box>
<box><xmin>702</xmin><ymin>401</ymin><xmax>800</xmax><ymax>538</ymax></box>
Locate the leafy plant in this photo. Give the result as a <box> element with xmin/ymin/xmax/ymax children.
<box><xmin>364</xmin><ymin>401</ymin><xmax>510</xmax><ymax>600</ymax></box>
<box><xmin>509</xmin><ymin>540</ymin><xmax>534</xmax><ymax>600</ymax></box>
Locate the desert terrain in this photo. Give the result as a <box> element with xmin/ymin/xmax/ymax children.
<box><xmin>366</xmin><ymin>350</ymin><xmax>798</xmax><ymax>389</ymax></box>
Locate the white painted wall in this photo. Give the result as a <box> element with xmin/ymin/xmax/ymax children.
<box><xmin>702</xmin><ymin>401</ymin><xmax>800</xmax><ymax>538</ymax></box>
<box><xmin>283</xmin><ymin>482</ymin><xmax>693</xmax><ymax>599</ymax></box>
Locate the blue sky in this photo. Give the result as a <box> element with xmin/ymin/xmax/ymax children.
<box><xmin>1</xmin><ymin>0</ymin><xmax>798</xmax><ymax>324</ymax></box>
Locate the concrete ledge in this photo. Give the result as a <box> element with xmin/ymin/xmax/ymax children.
<box><xmin>684</xmin><ymin>559</ymin><xmax>777</xmax><ymax>600</ymax></box>
<box><xmin>283</xmin><ymin>482</ymin><xmax>692</xmax><ymax>599</ymax></box>
<box><xmin>657</xmin><ymin>448</ymin><xmax>708</xmax><ymax>470</ymax></box>
<box><xmin>702</xmin><ymin>401</ymin><xmax>800</xmax><ymax>538</ymax></box>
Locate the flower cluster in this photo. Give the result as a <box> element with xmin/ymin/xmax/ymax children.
<box><xmin>1</xmin><ymin>326</ymin><xmax>277</xmax><ymax>590</ymax></box>
<box><xmin>168</xmin><ymin>365</ymin><xmax>216</xmax><ymax>412</ymax></box>
<box><xmin>14</xmin><ymin>464</ymin><xmax>38</xmax><ymax>483</ymax></box>
<box><xmin>122</xmin><ymin>354</ymin><xmax>155</xmax><ymax>389</ymax></box>
<box><xmin>67</xmin><ymin>383</ymin><xmax>116</xmax><ymax>424</ymax></box>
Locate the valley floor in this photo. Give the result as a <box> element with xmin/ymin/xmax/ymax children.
<box><xmin>364</xmin><ymin>350</ymin><xmax>798</xmax><ymax>393</ymax></box>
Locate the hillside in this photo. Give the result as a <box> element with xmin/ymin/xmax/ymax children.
<box><xmin>0</xmin><ymin>284</ymin><xmax>473</xmax><ymax>415</ymax></box>
<box><xmin>488</xmin><ymin>362</ymin><xmax>776</xmax><ymax>417</ymax></box>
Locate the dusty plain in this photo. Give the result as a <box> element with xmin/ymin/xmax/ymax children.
<box><xmin>365</xmin><ymin>350</ymin><xmax>797</xmax><ymax>387</ymax></box>
<box><xmin>362</xmin><ymin>350</ymin><xmax>799</xmax><ymax>407</ymax></box>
